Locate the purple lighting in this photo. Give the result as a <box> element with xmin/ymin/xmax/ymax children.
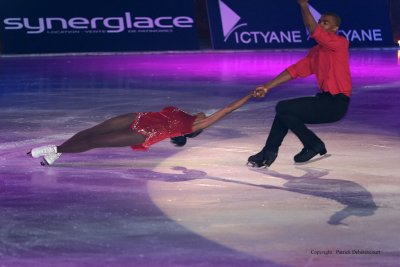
<box><xmin>0</xmin><ymin>48</ymin><xmax>399</xmax><ymax>267</ymax></box>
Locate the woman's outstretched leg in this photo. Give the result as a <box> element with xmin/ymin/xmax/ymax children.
<box><xmin>29</xmin><ymin>113</ymin><xmax>143</xmax><ymax>165</ymax></box>
<box><xmin>57</xmin><ymin>113</ymin><xmax>144</xmax><ymax>153</ymax></box>
<box><xmin>57</xmin><ymin>128</ymin><xmax>146</xmax><ymax>153</ymax></box>
<box><xmin>60</xmin><ymin>113</ymin><xmax>137</xmax><ymax>146</ymax></box>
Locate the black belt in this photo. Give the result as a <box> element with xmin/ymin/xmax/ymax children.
<box><xmin>317</xmin><ymin>91</ymin><xmax>350</xmax><ymax>101</ymax></box>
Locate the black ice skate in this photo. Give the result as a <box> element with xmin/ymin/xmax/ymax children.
<box><xmin>294</xmin><ymin>143</ymin><xmax>327</xmax><ymax>163</ymax></box>
<box><xmin>247</xmin><ymin>149</ymin><xmax>277</xmax><ymax>168</ymax></box>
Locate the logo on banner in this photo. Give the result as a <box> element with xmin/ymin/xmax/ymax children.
<box><xmin>218</xmin><ymin>0</ymin><xmax>247</xmax><ymax>42</ymax></box>
<box><xmin>218</xmin><ymin>0</ymin><xmax>302</xmax><ymax>45</ymax></box>
<box><xmin>3</xmin><ymin>12</ymin><xmax>194</xmax><ymax>35</ymax></box>
<box><xmin>217</xmin><ymin>0</ymin><xmax>385</xmax><ymax>46</ymax></box>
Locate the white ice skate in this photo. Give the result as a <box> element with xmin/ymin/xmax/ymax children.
<box><xmin>28</xmin><ymin>145</ymin><xmax>57</xmax><ymax>158</ymax></box>
<box><xmin>41</xmin><ymin>152</ymin><xmax>62</xmax><ymax>166</ymax></box>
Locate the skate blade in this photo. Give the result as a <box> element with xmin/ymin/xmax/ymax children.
<box><xmin>295</xmin><ymin>154</ymin><xmax>331</xmax><ymax>165</ymax></box>
<box><xmin>247</xmin><ymin>161</ymin><xmax>267</xmax><ymax>168</ymax></box>
<box><xmin>40</xmin><ymin>160</ymin><xmax>50</xmax><ymax>166</ymax></box>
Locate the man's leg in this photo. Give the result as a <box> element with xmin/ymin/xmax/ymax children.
<box><xmin>249</xmin><ymin>93</ymin><xmax>349</xmax><ymax>166</ymax></box>
<box><xmin>276</xmin><ymin>94</ymin><xmax>349</xmax><ymax>149</ymax></box>
<box><xmin>275</xmin><ymin>93</ymin><xmax>349</xmax><ymax>162</ymax></box>
<box><xmin>247</xmin><ymin>111</ymin><xmax>288</xmax><ymax>167</ymax></box>
<box><xmin>264</xmin><ymin>115</ymin><xmax>290</xmax><ymax>153</ymax></box>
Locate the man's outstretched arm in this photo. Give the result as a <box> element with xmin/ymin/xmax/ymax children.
<box><xmin>254</xmin><ymin>70</ymin><xmax>293</xmax><ymax>98</ymax></box>
<box><xmin>298</xmin><ymin>0</ymin><xmax>317</xmax><ymax>34</ymax></box>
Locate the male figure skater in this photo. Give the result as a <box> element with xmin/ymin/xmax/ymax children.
<box><xmin>248</xmin><ymin>0</ymin><xmax>352</xmax><ymax>167</ymax></box>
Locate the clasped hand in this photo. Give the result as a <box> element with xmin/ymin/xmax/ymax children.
<box><xmin>252</xmin><ymin>86</ymin><xmax>269</xmax><ymax>98</ymax></box>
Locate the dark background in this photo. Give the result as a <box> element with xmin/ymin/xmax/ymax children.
<box><xmin>196</xmin><ymin>0</ymin><xmax>400</xmax><ymax>49</ymax></box>
<box><xmin>0</xmin><ymin>0</ymin><xmax>399</xmax><ymax>53</ymax></box>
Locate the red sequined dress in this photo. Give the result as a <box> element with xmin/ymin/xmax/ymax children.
<box><xmin>130</xmin><ymin>106</ymin><xmax>196</xmax><ymax>151</ymax></box>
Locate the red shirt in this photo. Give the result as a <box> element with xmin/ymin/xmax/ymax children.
<box><xmin>287</xmin><ymin>25</ymin><xmax>352</xmax><ymax>97</ymax></box>
<box><xmin>130</xmin><ymin>106</ymin><xmax>196</xmax><ymax>151</ymax></box>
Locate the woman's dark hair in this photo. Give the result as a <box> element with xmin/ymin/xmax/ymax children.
<box><xmin>170</xmin><ymin>136</ymin><xmax>187</xmax><ymax>147</ymax></box>
<box><xmin>185</xmin><ymin>129</ymin><xmax>203</xmax><ymax>138</ymax></box>
<box><xmin>170</xmin><ymin>130</ymin><xmax>203</xmax><ymax>147</ymax></box>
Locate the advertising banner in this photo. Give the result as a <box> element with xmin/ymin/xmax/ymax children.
<box><xmin>207</xmin><ymin>0</ymin><xmax>394</xmax><ymax>49</ymax></box>
<box><xmin>0</xmin><ymin>0</ymin><xmax>199</xmax><ymax>54</ymax></box>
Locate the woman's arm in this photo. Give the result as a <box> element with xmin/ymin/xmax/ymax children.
<box><xmin>192</xmin><ymin>93</ymin><xmax>253</xmax><ymax>132</ymax></box>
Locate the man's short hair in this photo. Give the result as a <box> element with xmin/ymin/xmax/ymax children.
<box><xmin>322</xmin><ymin>12</ymin><xmax>342</xmax><ymax>27</ymax></box>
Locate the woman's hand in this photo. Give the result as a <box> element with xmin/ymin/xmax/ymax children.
<box><xmin>253</xmin><ymin>86</ymin><xmax>269</xmax><ymax>98</ymax></box>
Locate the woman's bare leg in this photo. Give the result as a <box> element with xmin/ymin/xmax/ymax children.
<box><xmin>57</xmin><ymin>128</ymin><xmax>146</xmax><ymax>153</ymax></box>
<box><xmin>57</xmin><ymin>113</ymin><xmax>145</xmax><ymax>153</ymax></box>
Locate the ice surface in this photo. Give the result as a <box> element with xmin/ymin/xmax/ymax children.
<box><xmin>0</xmin><ymin>49</ymin><xmax>399</xmax><ymax>266</ymax></box>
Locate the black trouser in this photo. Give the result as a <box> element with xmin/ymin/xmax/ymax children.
<box><xmin>264</xmin><ymin>92</ymin><xmax>350</xmax><ymax>153</ymax></box>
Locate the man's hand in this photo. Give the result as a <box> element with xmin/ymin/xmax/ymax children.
<box><xmin>253</xmin><ymin>86</ymin><xmax>269</xmax><ymax>98</ymax></box>
<box><xmin>251</xmin><ymin>70</ymin><xmax>292</xmax><ymax>98</ymax></box>
<box><xmin>297</xmin><ymin>0</ymin><xmax>309</xmax><ymax>5</ymax></box>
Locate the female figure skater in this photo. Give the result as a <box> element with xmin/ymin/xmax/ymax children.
<box><xmin>29</xmin><ymin>92</ymin><xmax>255</xmax><ymax>166</ymax></box>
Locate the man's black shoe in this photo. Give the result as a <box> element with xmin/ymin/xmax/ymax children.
<box><xmin>248</xmin><ymin>149</ymin><xmax>277</xmax><ymax>167</ymax></box>
<box><xmin>294</xmin><ymin>144</ymin><xmax>327</xmax><ymax>163</ymax></box>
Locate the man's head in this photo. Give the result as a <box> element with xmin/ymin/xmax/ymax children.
<box><xmin>318</xmin><ymin>12</ymin><xmax>341</xmax><ymax>33</ymax></box>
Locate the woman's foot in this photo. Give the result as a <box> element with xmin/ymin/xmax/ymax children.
<box><xmin>170</xmin><ymin>136</ymin><xmax>187</xmax><ymax>147</ymax></box>
<box><xmin>28</xmin><ymin>145</ymin><xmax>57</xmax><ymax>158</ymax></box>
<box><xmin>28</xmin><ymin>145</ymin><xmax>61</xmax><ymax>166</ymax></box>
<box><xmin>41</xmin><ymin>152</ymin><xmax>62</xmax><ymax>166</ymax></box>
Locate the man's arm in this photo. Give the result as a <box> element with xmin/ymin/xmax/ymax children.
<box><xmin>298</xmin><ymin>0</ymin><xmax>317</xmax><ymax>34</ymax></box>
<box><xmin>254</xmin><ymin>70</ymin><xmax>293</xmax><ymax>98</ymax></box>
